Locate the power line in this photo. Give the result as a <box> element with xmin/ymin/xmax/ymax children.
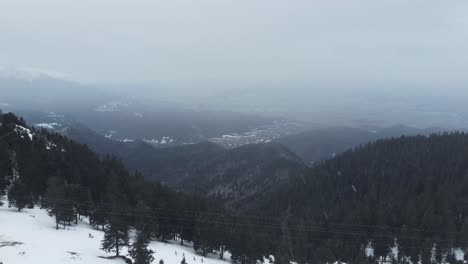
<box><xmin>4</xmin><ymin>194</ymin><xmax>468</xmax><ymax>239</ymax></box>
<box><xmin>5</xmin><ymin>199</ymin><xmax>466</xmax><ymax>245</ymax></box>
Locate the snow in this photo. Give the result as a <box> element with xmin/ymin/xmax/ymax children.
<box><xmin>95</xmin><ymin>101</ymin><xmax>131</xmax><ymax>112</ymax></box>
<box><xmin>45</xmin><ymin>142</ymin><xmax>55</xmax><ymax>150</ymax></box>
<box><xmin>14</xmin><ymin>125</ymin><xmax>34</xmax><ymax>140</ymax></box>
<box><xmin>144</xmin><ymin>137</ymin><xmax>175</xmax><ymax>145</ymax></box>
<box><xmin>208</xmin><ymin>120</ymin><xmax>305</xmax><ymax>149</ymax></box>
<box><xmin>34</xmin><ymin>123</ymin><xmax>60</xmax><ymax>129</ymax></box>
<box><xmin>455</xmin><ymin>248</ymin><xmax>465</xmax><ymax>261</ymax></box>
<box><xmin>0</xmin><ymin>199</ymin><xmax>231</xmax><ymax>264</ymax></box>
<box><xmin>364</xmin><ymin>243</ymin><xmax>465</xmax><ymax>263</ymax></box>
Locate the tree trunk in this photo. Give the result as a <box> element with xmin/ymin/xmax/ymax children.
<box><xmin>116</xmin><ymin>236</ymin><xmax>120</xmax><ymax>256</ymax></box>
<box><xmin>219</xmin><ymin>245</ymin><xmax>224</xmax><ymax>260</ymax></box>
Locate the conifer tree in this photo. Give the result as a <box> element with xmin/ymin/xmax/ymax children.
<box><xmin>129</xmin><ymin>230</ymin><xmax>154</xmax><ymax>264</ymax></box>
<box><xmin>46</xmin><ymin>177</ymin><xmax>68</xmax><ymax>229</ymax></box>
<box><xmin>129</xmin><ymin>200</ymin><xmax>154</xmax><ymax>264</ymax></box>
<box><xmin>101</xmin><ymin>177</ymin><xmax>130</xmax><ymax>257</ymax></box>
<box><xmin>8</xmin><ymin>179</ymin><xmax>30</xmax><ymax>211</ymax></box>
<box><xmin>101</xmin><ymin>212</ymin><xmax>130</xmax><ymax>257</ymax></box>
<box><xmin>0</xmin><ymin>142</ymin><xmax>11</xmax><ymax>202</ymax></box>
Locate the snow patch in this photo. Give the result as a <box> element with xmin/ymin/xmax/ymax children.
<box><xmin>95</xmin><ymin>101</ymin><xmax>131</xmax><ymax>112</ymax></box>
<box><xmin>0</xmin><ymin>199</ymin><xmax>231</xmax><ymax>264</ymax></box>
<box><xmin>34</xmin><ymin>123</ymin><xmax>60</xmax><ymax>130</ymax></box>
<box><xmin>14</xmin><ymin>125</ymin><xmax>34</xmax><ymax>140</ymax></box>
<box><xmin>144</xmin><ymin>137</ymin><xmax>175</xmax><ymax>145</ymax></box>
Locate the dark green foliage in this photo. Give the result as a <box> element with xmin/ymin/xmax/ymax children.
<box><xmin>101</xmin><ymin>177</ymin><xmax>131</xmax><ymax>257</ymax></box>
<box><xmin>8</xmin><ymin>179</ymin><xmax>31</xmax><ymax>211</ymax></box>
<box><xmin>7</xmin><ymin>111</ymin><xmax>468</xmax><ymax>264</ymax></box>
<box><xmin>276</xmin><ymin>125</ymin><xmax>439</xmax><ymax>164</ymax></box>
<box><xmin>0</xmin><ymin>112</ymin><xmax>226</xmax><ymax>260</ymax></box>
<box><xmin>193</xmin><ymin>213</ymin><xmax>216</xmax><ymax>256</ymax></box>
<box><xmin>0</xmin><ymin>140</ymin><xmax>12</xmax><ymax>200</ymax></box>
<box><xmin>45</xmin><ymin>177</ymin><xmax>76</xmax><ymax>229</ymax></box>
<box><xmin>101</xmin><ymin>217</ymin><xmax>130</xmax><ymax>257</ymax></box>
<box><xmin>66</xmin><ymin>123</ymin><xmax>307</xmax><ymax>212</ymax></box>
<box><xmin>129</xmin><ymin>230</ymin><xmax>155</xmax><ymax>264</ymax></box>
<box><xmin>254</xmin><ymin>132</ymin><xmax>468</xmax><ymax>263</ymax></box>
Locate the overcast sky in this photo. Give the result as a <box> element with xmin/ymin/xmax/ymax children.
<box><xmin>1</xmin><ymin>0</ymin><xmax>468</xmax><ymax>84</ymax></box>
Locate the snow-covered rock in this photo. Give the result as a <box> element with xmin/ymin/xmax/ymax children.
<box><xmin>14</xmin><ymin>125</ymin><xmax>34</xmax><ymax>140</ymax></box>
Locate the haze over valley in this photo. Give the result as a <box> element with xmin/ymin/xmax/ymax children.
<box><xmin>2</xmin><ymin>1</ymin><xmax>468</xmax><ymax>264</ymax></box>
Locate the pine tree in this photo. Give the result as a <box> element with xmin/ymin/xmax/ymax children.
<box><xmin>129</xmin><ymin>230</ymin><xmax>154</xmax><ymax>264</ymax></box>
<box><xmin>101</xmin><ymin>216</ymin><xmax>130</xmax><ymax>257</ymax></box>
<box><xmin>8</xmin><ymin>179</ymin><xmax>30</xmax><ymax>211</ymax></box>
<box><xmin>135</xmin><ymin>200</ymin><xmax>151</xmax><ymax>231</ymax></box>
<box><xmin>46</xmin><ymin>177</ymin><xmax>68</xmax><ymax>229</ymax></box>
<box><xmin>0</xmin><ymin>141</ymin><xmax>12</xmax><ymax>203</ymax></box>
<box><xmin>101</xmin><ymin>178</ymin><xmax>130</xmax><ymax>257</ymax></box>
<box><xmin>129</xmin><ymin>200</ymin><xmax>154</xmax><ymax>264</ymax></box>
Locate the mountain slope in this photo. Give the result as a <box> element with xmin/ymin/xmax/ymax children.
<box><xmin>0</xmin><ymin>111</ymin><xmax>302</xmax><ymax>264</ymax></box>
<box><xmin>145</xmin><ymin>142</ymin><xmax>306</xmax><ymax>211</ymax></box>
<box><xmin>276</xmin><ymin>125</ymin><xmax>443</xmax><ymax>164</ymax></box>
<box><xmin>255</xmin><ymin>132</ymin><xmax>468</xmax><ymax>263</ymax></box>
<box><xmin>1</xmin><ymin>74</ymin><xmax>294</xmax><ymax>146</ymax></box>
<box><xmin>0</xmin><ymin>200</ymin><xmax>232</xmax><ymax>264</ymax></box>
<box><xmin>64</xmin><ymin>124</ymin><xmax>307</xmax><ymax>211</ymax></box>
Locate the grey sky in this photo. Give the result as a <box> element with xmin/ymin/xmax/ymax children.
<box><xmin>1</xmin><ymin>0</ymin><xmax>468</xmax><ymax>83</ymax></box>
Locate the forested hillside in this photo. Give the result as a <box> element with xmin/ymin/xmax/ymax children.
<box><xmin>276</xmin><ymin>125</ymin><xmax>443</xmax><ymax>164</ymax></box>
<box><xmin>5</xmin><ymin>111</ymin><xmax>468</xmax><ymax>264</ymax></box>
<box><xmin>67</xmin><ymin>120</ymin><xmax>468</xmax><ymax>263</ymax></box>
<box><xmin>0</xmin><ymin>112</ymin><xmax>277</xmax><ymax>263</ymax></box>
<box><xmin>65</xmin><ymin>124</ymin><xmax>307</xmax><ymax>211</ymax></box>
<box><xmin>257</xmin><ymin>133</ymin><xmax>468</xmax><ymax>263</ymax></box>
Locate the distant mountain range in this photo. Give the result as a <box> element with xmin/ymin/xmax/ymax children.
<box><xmin>61</xmin><ymin>121</ymin><xmax>455</xmax><ymax>212</ymax></box>
<box><xmin>4</xmin><ymin>109</ymin><xmax>468</xmax><ymax>263</ymax></box>
<box><xmin>0</xmin><ymin>72</ymin><xmax>304</xmax><ymax>146</ymax></box>
<box><xmin>276</xmin><ymin>125</ymin><xmax>447</xmax><ymax>164</ymax></box>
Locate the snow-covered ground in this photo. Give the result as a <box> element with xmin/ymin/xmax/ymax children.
<box><xmin>34</xmin><ymin>123</ymin><xmax>61</xmax><ymax>130</ymax></box>
<box><xmin>0</xmin><ymin>199</ymin><xmax>231</xmax><ymax>264</ymax></box>
<box><xmin>5</xmin><ymin>196</ymin><xmax>462</xmax><ymax>264</ymax></box>
<box><xmin>209</xmin><ymin>120</ymin><xmax>304</xmax><ymax>149</ymax></box>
